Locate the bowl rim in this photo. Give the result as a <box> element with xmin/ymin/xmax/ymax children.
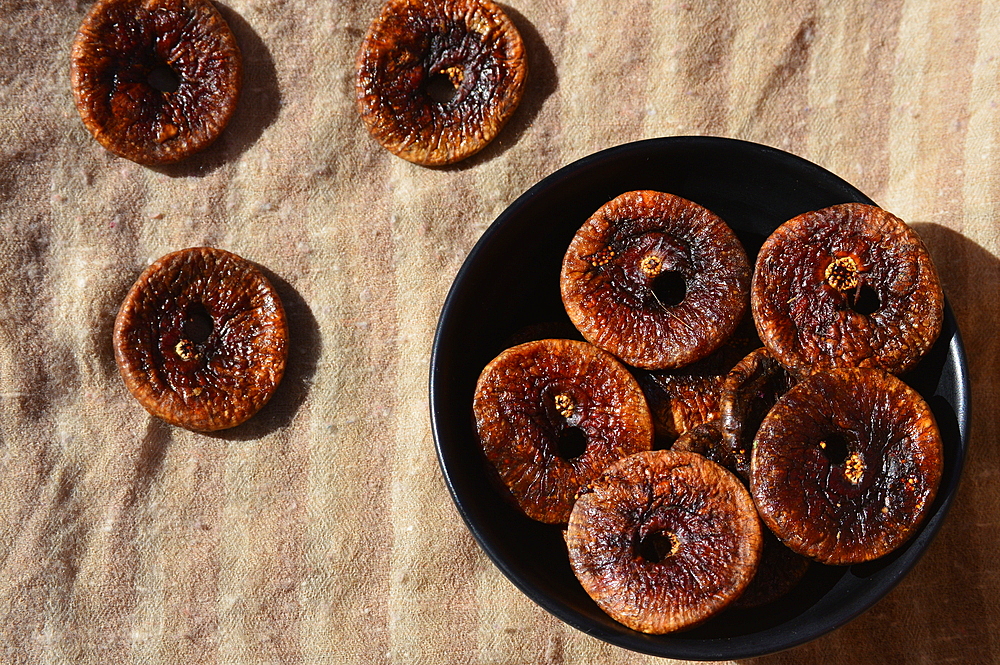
<box><xmin>429</xmin><ymin>135</ymin><xmax>971</xmax><ymax>660</ymax></box>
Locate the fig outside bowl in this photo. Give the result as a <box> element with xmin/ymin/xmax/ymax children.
<box><xmin>429</xmin><ymin>136</ymin><xmax>969</xmax><ymax>660</ymax></box>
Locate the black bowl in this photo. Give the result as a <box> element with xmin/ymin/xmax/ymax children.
<box><xmin>429</xmin><ymin>136</ymin><xmax>969</xmax><ymax>660</ymax></box>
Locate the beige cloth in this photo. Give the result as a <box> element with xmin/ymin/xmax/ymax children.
<box><xmin>1</xmin><ymin>0</ymin><xmax>997</xmax><ymax>663</ymax></box>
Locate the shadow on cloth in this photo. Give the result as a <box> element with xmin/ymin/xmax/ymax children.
<box><xmin>740</xmin><ymin>223</ymin><xmax>999</xmax><ymax>664</ymax></box>
<box><xmin>153</xmin><ymin>3</ymin><xmax>281</xmax><ymax>178</ymax></box>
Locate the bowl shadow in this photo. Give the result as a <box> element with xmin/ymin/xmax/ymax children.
<box><xmin>153</xmin><ymin>2</ymin><xmax>281</xmax><ymax>178</ymax></box>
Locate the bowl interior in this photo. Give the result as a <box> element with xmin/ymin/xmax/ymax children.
<box><xmin>430</xmin><ymin>136</ymin><xmax>969</xmax><ymax>660</ymax></box>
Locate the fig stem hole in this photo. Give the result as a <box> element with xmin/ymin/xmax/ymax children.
<box><xmin>426</xmin><ymin>70</ymin><xmax>459</xmax><ymax>104</ymax></box>
<box><xmin>183</xmin><ymin>303</ymin><xmax>214</xmax><ymax>344</ymax></box>
<box><xmin>556</xmin><ymin>426</ymin><xmax>587</xmax><ymax>460</ymax></box>
<box><xmin>638</xmin><ymin>531</ymin><xmax>680</xmax><ymax>564</ymax></box>
<box><xmin>819</xmin><ymin>432</ymin><xmax>850</xmax><ymax>466</ymax></box>
<box><xmin>148</xmin><ymin>64</ymin><xmax>181</xmax><ymax>93</ymax></box>
<box><xmin>850</xmin><ymin>284</ymin><xmax>881</xmax><ymax>316</ymax></box>
<box><xmin>650</xmin><ymin>270</ymin><xmax>687</xmax><ymax>308</ymax></box>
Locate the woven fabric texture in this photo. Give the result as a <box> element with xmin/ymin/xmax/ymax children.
<box><xmin>1</xmin><ymin>1</ymin><xmax>998</xmax><ymax>663</ymax></box>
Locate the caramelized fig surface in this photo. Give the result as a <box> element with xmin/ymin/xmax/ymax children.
<box><xmin>636</xmin><ymin>317</ymin><xmax>759</xmax><ymax>445</ymax></box>
<box><xmin>566</xmin><ymin>449</ymin><xmax>762</xmax><ymax>634</ymax></box>
<box><xmin>752</xmin><ymin>203</ymin><xmax>943</xmax><ymax>377</ymax></box>
<box><xmin>473</xmin><ymin>339</ymin><xmax>653</xmax><ymax>524</ymax></box>
<box><xmin>71</xmin><ymin>0</ymin><xmax>242</xmax><ymax>165</ymax></box>
<box><xmin>114</xmin><ymin>247</ymin><xmax>288</xmax><ymax>432</ymax></box>
<box><xmin>750</xmin><ymin>368</ymin><xmax>943</xmax><ymax>565</ymax></box>
<box><xmin>356</xmin><ymin>0</ymin><xmax>527</xmax><ymax>165</ymax></box>
<box><xmin>719</xmin><ymin>347</ymin><xmax>795</xmax><ymax>479</ymax></box>
<box><xmin>561</xmin><ymin>191</ymin><xmax>750</xmax><ymax>370</ymax></box>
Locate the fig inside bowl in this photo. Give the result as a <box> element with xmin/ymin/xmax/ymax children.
<box><xmin>429</xmin><ymin>136</ymin><xmax>969</xmax><ymax>660</ymax></box>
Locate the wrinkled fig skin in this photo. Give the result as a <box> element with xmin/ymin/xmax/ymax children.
<box><xmin>750</xmin><ymin>368</ymin><xmax>943</xmax><ymax>566</ymax></box>
<box><xmin>71</xmin><ymin>0</ymin><xmax>242</xmax><ymax>165</ymax></box>
<box><xmin>473</xmin><ymin>339</ymin><xmax>653</xmax><ymax>524</ymax></box>
<box><xmin>356</xmin><ymin>0</ymin><xmax>527</xmax><ymax>166</ymax></box>
<box><xmin>566</xmin><ymin>450</ymin><xmax>762</xmax><ymax>634</ymax></box>
<box><xmin>672</xmin><ymin>422</ymin><xmax>810</xmax><ymax>609</ymax></box>
<box><xmin>671</xmin><ymin>421</ymin><xmax>731</xmax><ymax>467</ymax></box>
<box><xmin>637</xmin><ymin>371</ymin><xmax>721</xmax><ymax>444</ymax></box>
<box><xmin>561</xmin><ymin>191</ymin><xmax>751</xmax><ymax>370</ymax></box>
<box><xmin>719</xmin><ymin>347</ymin><xmax>795</xmax><ymax>479</ymax></box>
<box><xmin>114</xmin><ymin>247</ymin><xmax>288</xmax><ymax>432</ymax></box>
<box><xmin>752</xmin><ymin>203</ymin><xmax>944</xmax><ymax>378</ymax></box>
<box><xmin>636</xmin><ymin>316</ymin><xmax>760</xmax><ymax>444</ymax></box>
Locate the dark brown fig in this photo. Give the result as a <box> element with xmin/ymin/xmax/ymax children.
<box><xmin>750</xmin><ymin>367</ymin><xmax>943</xmax><ymax>566</ymax></box>
<box><xmin>635</xmin><ymin>316</ymin><xmax>760</xmax><ymax>445</ymax></box>
<box><xmin>561</xmin><ymin>191</ymin><xmax>751</xmax><ymax>371</ymax></box>
<box><xmin>473</xmin><ymin>339</ymin><xmax>653</xmax><ymax>524</ymax></box>
<box><xmin>718</xmin><ymin>347</ymin><xmax>795</xmax><ymax>479</ymax></box>
<box><xmin>114</xmin><ymin>247</ymin><xmax>288</xmax><ymax>432</ymax></box>
<box><xmin>566</xmin><ymin>449</ymin><xmax>762</xmax><ymax>634</ymax></box>
<box><xmin>356</xmin><ymin>0</ymin><xmax>527</xmax><ymax>166</ymax></box>
<box><xmin>669</xmin><ymin>420</ymin><xmax>731</xmax><ymax>466</ymax></box>
<box><xmin>752</xmin><ymin>203</ymin><xmax>943</xmax><ymax>378</ymax></box>
<box><xmin>671</xmin><ymin>422</ymin><xmax>810</xmax><ymax>609</ymax></box>
<box><xmin>71</xmin><ymin>0</ymin><xmax>242</xmax><ymax>165</ymax></box>
<box><xmin>730</xmin><ymin>528</ymin><xmax>811</xmax><ymax>609</ymax></box>
<box><xmin>635</xmin><ymin>370</ymin><xmax>719</xmax><ymax>446</ymax></box>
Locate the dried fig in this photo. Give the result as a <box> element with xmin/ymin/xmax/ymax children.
<box><xmin>669</xmin><ymin>420</ymin><xmax>731</xmax><ymax>467</ymax></box>
<box><xmin>473</xmin><ymin>339</ymin><xmax>653</xmax><ymax>524</ymax></box>
<box><xmin>71</xmin><ymin>0</ymin><xmax>242</xmax><ymax>165</ymax></box>
<box><xmin>561</xmin><ymin>191</ymin><xmax>751</xmax><ymax>370</ymax></box>
<box><xmin>672</xmin><ymin>422</ymin><xmax>809</xmax><ymax>609</ymax></box>
<box><xmin>718</xmin><ymin>347</ymin><xmax>795</xmax><ymax>479</ymax></box>
<box><xmin>356</xmin><ymin>0</ymin><xmax>527</xmax><ymax>166</ymax></box>
<box><xmin>752</xmin><ymin>203</ymin><xmax>943</xmax><ymax>377</ymax></box>
<box><xmin>114</xmin><ymin>247</ymin><xmax>288</xmax><ymax>432</ymax></box>
<box><xmin>750</xmin><ymin>368</ymin><xmax>943</xmax><ymax>565</ymax></box>
<box><xmin>566</xmin><ymin>449</ymin><xmax>762</xmax><ymax>634</ymax></box>
<box><xmin>635</xmin><ymin>316</ymin><xmax>760</xmax><ymax>445</ymax></box>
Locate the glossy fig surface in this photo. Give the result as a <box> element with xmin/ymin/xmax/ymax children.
<box><xmin>473</xmin><ymin>339</ymin><xmax>653</xmax><ymax>524</ymax></box>
<box><xmin>561</xmin><ymin>191</ymin><xmax>750</xmax><ymax>370</ymax></box>
<box><xmin>566</xmin><ymin>449</ymin><xmax>762</xmax><ymax>634</ymax></box>
<box><xmin>719</xmin><ymin>347</ymin><xmax>795</xmax><ymax>479</ymax></box>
